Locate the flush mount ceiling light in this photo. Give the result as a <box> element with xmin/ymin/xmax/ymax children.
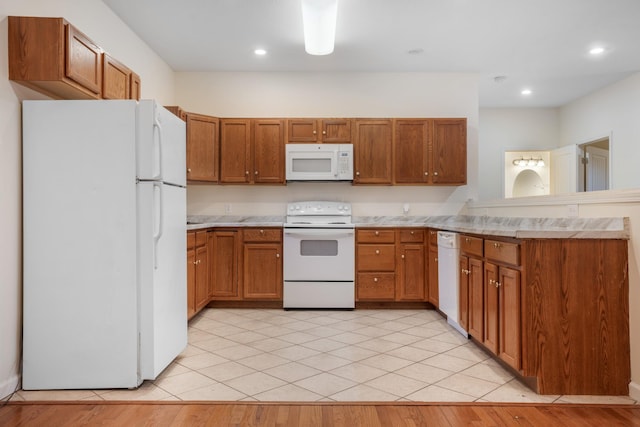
<box><xmin>301</xmin><ymin>0</ymin><xmax>338</xmax><ymax>55</ymax></box>
<box><xmin>521</xmin><ymin>88</ymin><xmax>532</xmax><ymax>96</ymax></box>
<box><xmin>589</xmin><ymin>46</ymin><xmax>605</xmax><ymax>55</ymax></box>
<box><xmin>254</xmin><ymin>48</ymin><xmax>267</xmax><ymax>56</ymax></box>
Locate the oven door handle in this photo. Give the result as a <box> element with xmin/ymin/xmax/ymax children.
<box><xmin>284</xmin><ymin>229</ymin><xmax>354</xmax><ymax>239</ymax></box>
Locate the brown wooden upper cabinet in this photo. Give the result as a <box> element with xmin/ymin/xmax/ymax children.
<box><xmin>220</xmin><ymin>119</ymin><xmax>285</xmax><ymax>184</ymax></box>
<box><xmin>353</xmin><ymin>119</ymin><xmax>393</xmax><ymax>185</ymax></box>
<box><xmin>8</xmin><ymin>16</ymin><xmax>140</xmax><ymax>101</ymax></box>
<box><xmin>102</xmin><ymin>53</ymin><xmax>133</xmax><ymax>100</ymax></box>
<box><xmin>287</xmin><ymin>119</ymin><xmax>352</xmax><ymax>143</ymax></box>
<box><xmin>186</xmin><ymin>113</ymin><xmax>219</xmax><ymax>183</ymax></box>
<box><xmin>393</xmin><ymin>118</ymin><xmax>467</xmax><ymax>185</ymax></box>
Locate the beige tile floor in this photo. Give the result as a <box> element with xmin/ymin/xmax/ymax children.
<box><xmin>11</xmin><ymin>308</ymin><xmax>638</xmax><ymax>404</ymax></box>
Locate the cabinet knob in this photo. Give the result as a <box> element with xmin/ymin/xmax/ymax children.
<box><xmin>322</xmin><ymin>130</ymin><xmax>326</xmax><ymax>135</ymax></box>
<box><xmin>374</xmin><ymin>277</ymin><xmax>378</xmax><ymax>283</ymax></box>
<box><xmin>375</xmin><ymin>249</ymin><xmax>380</xmax><ymax>255</ymax></box>
<box><xmin>410</xmin><ymin>231</ymin><xmax>414</xmax><ymax>235</ymax></box>
<box><xmin>255</xmin><ymin>171</ymin><xmax>258</xmax><ymax>175</ymax></box>
<box><xmin>245</xmin><ymin>171</ymin><xmax>249</xmax><ymax>175</ymax></box>
<box><xmin>187</xmin><ymin>168</ymin><xmax>192</xmax><ymax>173</ymax></box>
<box><xmin>276</xmin><ymin>253</ymin><xmax>280</xmax><ymax>258</ymax></box>
<box><xmin>424</xmin><ymin>172</ymin><xmax>429</xmax><ymax>176</ymax></box>
<box><xmin>430</xmin><ymin>231</ymin><xmax>436</xmax><ymax>235</ymax></box>
<box><xmin>313</xmin><ymin>130</ymin><xmax>317</xmax><ymax>135</ymax></box>
<box><xmin>434</xmin><ymin>172</ymin><xmax>438</xmax><ymax>176</ymax></box>
<box><xmin>465</xmin><ymin>238</ymin><xmax>471</xmax><ymax>243</ymax></box>
<box><xmin>401</xmin><ymin>254</ymin><xmax>405</xmax><ymax>259</ymax></box>
<box><xmin>375</xmin><ymin>231</ymin><xmax>379</xmax><ymax>236</ymax></box>
<box><xmin>493</xmin><ymin>242</ymin><xmax>501</xmax><ymax>248</ymax></box>
<box><xmin>435</xmin><ymin>257</ymin><xmax>438</xmax><ymax>262</ymax></box>
<box><xmin>356</xmin><ymin>171</ymin><xmax>360</xmax><ymax>176</ymax></box>
<box><xmin>260</xmin><ymin>229</ymin><xmax>265</xmax><ymax>234</ymax></box>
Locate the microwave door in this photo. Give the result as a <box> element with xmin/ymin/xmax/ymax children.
<box><xmin>287</xmin><ymin>151</ymin><xmax>337</xmax><ymax>180</ymax></box>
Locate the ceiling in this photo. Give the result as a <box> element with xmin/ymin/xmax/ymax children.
<box><xmin>102</xmin><ymin>0</ymin><xmax>640</xmax><ymax>108</ymax></box>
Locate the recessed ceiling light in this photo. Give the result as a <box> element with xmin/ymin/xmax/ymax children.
<box><xmin>589</xmin><ymin>46</ymin><xmax>605</xmax><ymax>55</ymax></box>
<box><xmin>254</xmin><ymin>48</ymin><xmax>267</xmax><ymax>56</ymax></box>
<box><xmin>521</xmin><ymin>89</ymin><xmax>532</xmax><ymax>96</ymax></box>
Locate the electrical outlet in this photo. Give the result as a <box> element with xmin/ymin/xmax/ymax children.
<box><xmin>567</xmin><ymin>204</ymin><xmax>578</xmax><ymax>217</ymax></box>
<box><xmin>402</xmin><ymin>203</ymin><xmax>410</xmax><ymax>215</ymax></box>
<box><xmin>224</xmin><ymin>204</ymin><xmax>232</xmax><ymax>214</ymax></box>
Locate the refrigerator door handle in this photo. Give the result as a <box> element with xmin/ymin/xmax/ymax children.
<box><xmin>153</xmin><ymin>182</ymin><xmax>164</xmax><ymax>269</ymax></box>
<box><xmin>153</xmin><ymin>115</ymin><xmax>164</xmax><ymax>181</ymax></box>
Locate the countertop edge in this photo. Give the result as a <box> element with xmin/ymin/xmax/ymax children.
<box><xmin>186</xmin><ymin>215</ymin><xmax>630</xmax><ymax>239</ymax></box>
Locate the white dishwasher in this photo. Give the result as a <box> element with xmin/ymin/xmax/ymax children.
<box><xmin>437</xmin><ymin>231</ymin><xmax>468</xmax><ymax>337</ymax></box>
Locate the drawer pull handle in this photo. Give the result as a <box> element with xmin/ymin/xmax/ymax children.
<box><xmin>465</xmin><ymin>238</ymin><xmax>471</xmax><ymax>243</ymax></box>
<box><xmin>374</xmin><ymin>277</ymin><xmax>378</xmax><ymax>282</ymax></box>
<box><xmin>410</xmin><ymin>231</ymin><xmax>414</xmax><ymax>235</ymax></box>
<box><xmin>375</xmin><ymin>231</ymin><xmax>379</xmax><ymax>236</ymax></box>
<box><xmin>493</xmin><ymin>242</ymin><xmax>501</xmax><ymax>248</ymax></box>
<box><xmin>260</xmin><ymin>229</ymin><xmax>265</xmax><ymax>234</ymax></box>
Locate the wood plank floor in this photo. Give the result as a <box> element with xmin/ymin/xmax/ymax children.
<box><xmin>1</xmin><ymin>402</ymin><xmax>639</xmax><ymax>426</ymax></box>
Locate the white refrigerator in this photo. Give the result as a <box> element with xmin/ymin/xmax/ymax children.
<box><xmin>22</xmin><ymin>100</ymin><xmax>187</xmax><ymax>389</ymax></box>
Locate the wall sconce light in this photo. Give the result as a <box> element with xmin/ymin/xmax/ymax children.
<box><xmin>301</xmin><ymin>0</ymin><xmax>338</xmax><ymax>55</ymax></box>
<box><xmin>513</xmin><ymin>157</ymin><xmax>545</xmax><ymax>167</ymax></box>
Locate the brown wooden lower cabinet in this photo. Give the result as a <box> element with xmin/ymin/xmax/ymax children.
<box><xmin>208</xmin><ymin>230</ymin><xmax>240</xmax><ymax>300</ymax></box>
<box><xmin>356</xmin><ymin>228</ymin><xmax>429</xmax><ymax>303</ymax></box>
<box><xmin>427</xmin><ymin>230</ymin><xmax>439</xmax><ymax>307</ymax></box>
<box><xmin>459</xmin><ymin>233</ymin><xmax>629</xmax><ymax>396</ymax></box>
<box><xmin>187</xmin><ymin>230</ymin><xmax>209</xmax><ymax>319</ymax></box>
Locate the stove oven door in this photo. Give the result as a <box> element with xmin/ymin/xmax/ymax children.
<box><xmin>283</xmin><ymin>227</ymin><xmax>355</xmax><ymax>281</ymax></box>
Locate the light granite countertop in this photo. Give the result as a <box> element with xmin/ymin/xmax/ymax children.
<box><xmin>186</xmin><ymin>214</ymin><xmax>629</xmax><ymax>239</ymax></box>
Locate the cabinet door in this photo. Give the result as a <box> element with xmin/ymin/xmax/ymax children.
<box><xmin>65</xmin><ymin>24</ymin><xmax>102</xmax><ymax>97</ymax></box>
<box><xmin>427</xmin><ymin>246</ymin><xmax>439</xmax><ymax>307</ymax></box>
<box><xmin>209</xmin><ymin>230</ymin><xmax>240</xmax><ymax>300</ymax></box>
<box><xmin>397</xmin><ymin>243</ymin><xmax>426</xmax><ymax>301</ymax></box>
<box><xmin>394</xmin><ymin>119</ymin><xmax>429</xmax><ymax>184</ymax></box>
<box><xmin>186</xmin><ymin>113</ymin><xmax>219</xmax><ymax>182</ymax></box>
<box><xmin>468</xmin><ymin>257</ymin><xmax>484</xmax><ymax>340</ymax></box>
<box><xmin>220</xmin><ymin>119</ymin><xmax>251</xmax><ymax>183</ymax></box>
<box><xmin>321</xmin><ymin>119</ymin><xmax>351</xmax><ymax>142</ymax></box>
<box><xmin>353</xmin><ymin>120</ymin><xmax>393</xmax><ymax>184</ymax></box>
<box><xmin>101</xmin><ymin>53</ymin><xmax>130</xmax><ymax>99</ymax></box>
<box><xmin>129</xmin><ymin>72</ymin><xmax>141</xmax><ymax>100</ymax></box>
<box><xmin>194</xmin><ymin>244</ymin><xmax>209</xmax><ymax>312</ymax></box>
<box><xmin>459</xmin><ymin>255</ymin><xmax>470</xmax><ymax>331</ymax></box>
<box><xmin>253</xmin><ymin>120</ymin><xmax>285</xmax><ymax>184</ymax></box>
<box><xmin>484</xmin><ymin>262</ymin><xmax>499</xmax><ymax>354</ymax></box>
<box><xmin>243</xmin><ymin>243</ymin><xmax>282</xmax><ymax>299</ymax></box>
<box><xmin>431</xmin><ymin>119</ymin><xmax>467</xmax><ymax>185</ymax></box>
<box><xmin>187</xmin><ymin>247</ymin><xmax>196</xmax><ymax>319</ymax></box>
<box><xmin>499</xmin><ymin>266</ymin><xmax>521</xmax><ymax>370</ymax></box>
<box><xmin>287</xmin><ymin>119</ymin><xmax>318</xmax><ymax>142</ymax></box>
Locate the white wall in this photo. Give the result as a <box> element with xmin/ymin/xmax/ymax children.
<box><xmin>559</xmin><ymin>72</ymin><xmax>640</xmax><ymax>190</ymax></box>
<box><xmin>0</xmin><ymin>0</ymin><xmax>176</xmax><ymax>399</ymax></box>
<box><xmin>477</xmin><ymin>108</ymin><xmax>560</xmax><ymax>200</ymax></box>
<box><xmin>176</xmin><ymin>72</ymin><xmax>479</xmax><ymax>216</ymax></box>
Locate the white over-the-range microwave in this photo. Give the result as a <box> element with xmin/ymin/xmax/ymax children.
<box><xmin>285</xmin><ymin>143</ymin><xmax>353</xmax><ymax>181</ymax></box>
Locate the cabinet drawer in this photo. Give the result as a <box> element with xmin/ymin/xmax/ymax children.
<box><xmin>461</xmin><ymin>235</ymin><xmax>483</xmax><ymax>257</ymax></box>
<box><xmin>187</xmin><ymin>231</ymin><xmax>195</xmax><ymax>249</ymax></box>
<box><xmin>399</xmin><ymin>229</ymin><xmax>425</xmax><ymax>243</ymax></box>
<box><xmin>357</xmin><ymin>273</ymin><xmax>395</xmax><ymax>300</ymax></box>
<box><xmin>243</xmin><ymin>228</ymin><xmax>281</xmax><ymax>242</ymax></box>
<box><xmin>427</xmin><ymin>229</ymin><xmax>439</xmax><ymax>246</ymax></box>
<box><xmin>357</xmin><ymin>229</ymin><xmax>395</xmax><ymax>243</ymax></box>
<box><xmin>485</xmin><ymin>240</ymin><xmax>520</xmax><ymax>266</ymax></box>
<box><xmin>357</xmin><ymin>244</ymin><xmax>395</xmax><ymax>271</ymax></box>
<box><xmin>195</xmin><ymin>230</ymin><xmax>208</xmax><ymax>247</ymax></box>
